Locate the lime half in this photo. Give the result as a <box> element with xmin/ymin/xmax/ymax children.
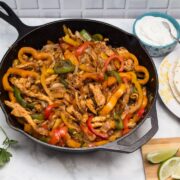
<box><xmin>159</xmin><ymin>157</ymin><xmax>180</xmax><ymax>180</ymax></box>
<box><xmin>147</xmin><ymin>148</ymin><xmax>178</xmax><ymax>164</ymax></box>
<box><xmin>172</xmin><ymin>162</ymin><xmax>180</xmax><ymax>179</ymax></box>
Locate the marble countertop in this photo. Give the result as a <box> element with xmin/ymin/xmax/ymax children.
<box><xmin>0</xmin><ymin>18</ymin><xmax>179</xmax><ymax>180</ymax></box>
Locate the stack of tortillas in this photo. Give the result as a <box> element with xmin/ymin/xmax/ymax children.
<box><xmin>168</xmin><ymin>58</ymin><xmax>180</xmax><ymax>103</ymax></box>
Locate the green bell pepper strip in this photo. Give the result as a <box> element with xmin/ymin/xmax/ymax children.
<box><xmin>14</xmin><ymin>87</ymin><xmax>34</xmax><ymax>109</ymax></box>
<box><xmin>54</xmin><ymin>60</ymin><xmax>75</xmax><ymax>74</ymax></box>
<box><xmin>113</xmin><ymin>112</ymin><xmax>124</xmax><ymax>130</ymax></box>
<box><xmin>108</xmin><ymin>70</ymin><xmax>121</xmax><ymax>84</ymax></box>
<box><xmin>31</xmin><ymin>113</ymin><xmax>44</xmax><ymax>121</ymax></box>
<box><xmin>92</xmin><ymin>34</ymin><xmax>103</xmax><ymax>41</ymax></box>
<box><xmin>80</xmin><ymin>29</ymin><xmax>92</xmax><ymax>41</ymax></box>
<box><xmin>115</xmin><ymin>120</ymin><xmax>124</xmax><ymax>130</ymax></box>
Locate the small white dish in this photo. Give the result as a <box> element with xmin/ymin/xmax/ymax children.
<box><xmin>158</xmin><ymin>46</ymin><xmax>180</xmax><ymax>118</ymax></box>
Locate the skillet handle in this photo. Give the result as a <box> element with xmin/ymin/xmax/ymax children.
<box><xmin>102</xmin><ymin>106</ymin><xmax>158</xmax><ymax>153</ymax></box>
<box><xmin>0</xmin><ymin>1</ymin><xmax>36</xmax><ymax>38</ymax></box>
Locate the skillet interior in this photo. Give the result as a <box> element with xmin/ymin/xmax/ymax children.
<box><xmin>0</xmin><ymin>19</ymin><xmax>158</xmax><ymax>152</ymax></box>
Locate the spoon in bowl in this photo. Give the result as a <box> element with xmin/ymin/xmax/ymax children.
<box><xmin>162</xmin><ymin>21</ymin><xmax>180</xmax><ymax>44</ymax></box>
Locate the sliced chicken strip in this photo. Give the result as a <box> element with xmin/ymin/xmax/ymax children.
<box><xmin>86</xmin><ymin>99</ymin><xmax>97</xmax><ymax>114</ymax></box>
<box><xmin>5</xmin><ymin>101</ymin><xmax>48</xmax><ymax>136</ymax></box>
<box><xmin>89</xmin><ymin>83</ymin><xmax>106</xmax><ymax>106</ymax></box>
<box><xmin>10</xmin><ymin>77</ymin><xmax>52</xmax><ymax>104</ymax></box>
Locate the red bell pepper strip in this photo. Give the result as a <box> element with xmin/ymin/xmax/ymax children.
<box><xmin>49</xmin><ymin>126</ymin><xmax>68</xmax><ymax>145</ymax></box>
<box><xmin>103</xmin><ymin>54</ymin><xmax>124</xmax><ymax>73</ymax></box>
<box><xmin>87</xmin><ymin>116</ymin><xmax>109</xmax><ymax>139</ymax></box>
<box><xmin>75</xmin><ymin>42</ymin><xmax>92</xmax><ymax>57</ymax></box>
<box><xmin>137</xmin><ymin>108</ymin><xmax>145</xmax><ymax>118</ymax></box>
<box><xmin>122</xmin><ymin>114</ymin><xmax>131</xmax><ymax>135</ymax></box>
<box><xmin>80</xmin><ymin>124</ymin><xmax>96</xmax><ymax>141</ymax></box>
<box><xmin>44</xmin><ymin>103</ymin><xmax>58</xmax><ymax>120</ymax></box>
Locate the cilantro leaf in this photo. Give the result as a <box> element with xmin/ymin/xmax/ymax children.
<box><xmin>0</xmin><ymin>126</ymin><xmax>18</xmax><ymax>167</ymax></box>
<box><xmin>0</xmin><ymin>148</ymin><xmax>12</xmax><ymax>167</ymax></box>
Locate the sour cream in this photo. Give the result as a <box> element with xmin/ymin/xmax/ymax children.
<box><xmin>135</xmin><ymin>16</ymin><xmax>177</xmax><ymax>46</ymax></box>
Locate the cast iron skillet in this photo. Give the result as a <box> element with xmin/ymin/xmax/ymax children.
<box><xmin>0</xmin><ymin>2</ymin><xmax>158</xmax><ymax>153</ymax></box>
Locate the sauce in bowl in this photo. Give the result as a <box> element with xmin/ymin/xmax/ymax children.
<box><xmin>135</xmin><ymin>16</ymin><xmax>178</xmax><ymax>46</ymax></box>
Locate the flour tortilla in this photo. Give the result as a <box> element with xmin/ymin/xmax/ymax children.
<box><xmin>168</xmin><ymin>59</ymin><xmax>180</xmax><ymax>103</ymax></box>
<box><xmin>174</xmin><ymin>59</ymin><xmax>180</xmax><ymax>96</ymax></box>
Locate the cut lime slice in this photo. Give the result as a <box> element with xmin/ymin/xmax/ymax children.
<box><xmin>147</xmin><ymin>148</ymin><xmax>178</xmax><ymax>164</ymax></box>
<box><xmin>158</xmin><ymin>157</ymin><xmax>180</xmax><ymax>180</ymax></box>
<box><xmin>172</xmin><ymin>163</ymin><xmax>180</xmax><ymax>179</ymax></box>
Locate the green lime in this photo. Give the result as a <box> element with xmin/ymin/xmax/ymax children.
<box><xmin>172</xmin><ymin>162</ymin><xmax>180</xmax><ymax>179</ymax></box>
<box><xmin>158</xmin><ymin>157</ymin><xmax>180</xmax><ymax>180</ymax></box>
<box><xmin>147</xmin><ymin>148</ymin><xmax>178</xmax><ymax>164</ymax></box>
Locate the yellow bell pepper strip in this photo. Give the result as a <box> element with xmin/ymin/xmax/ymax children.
<box><xmin>66</xmin><ymin>134</ymin><xmax>81</xmax><ymax>148</ymax></box>
<box><xmin>18</xmin><ymin>47</ymin><xmax>37</xmax><ymax>64</ymax></box>
<box><xmin>62</xmin><ymin>34</ymin><xmax>80</xmax><ymax>47</ymax></box>
<box><xmin>100</xmin><ymin>84</ymin><xmax>126</xmax><ymax>115</ymax></box>
<box><xmin>80</xmin><ymin>73</ymin><xmax>104</xmax><ymax>82</ymax></box>
<box><xmin>88</xmin><ymin>140</ymin><xmax>108</xmax><ymax>147</ymax></box>
<box><xmin>75</xmin><ymin>42</ymin><xmax>92</xmax><ymax>57</ymax></box>
<box><xmin>128</xmin><ymin>72</ymin><xmax>143</xmax><ymax>114</ymax></box>
<box><xmin>100</xmin><ymin>52</ymin><xmax>108</xmax><ymax>60</ymax></box>
<box><xmin>40</xmin><ymin>66</ymin><xmax>52</xmax><ymax>98</ymax></box>
<box><xmin>37</xmin><ymin>52</ymin><xmax>52</xmax><ymax>63</ymax></box>
<box><xmin>63</xmin><ymin>24</ymin><xmax>69</xmax><ymax>35</ymax></box>
<box><xmin>107</xmin><ymin>70</ymin><xmax>121</xmax><ymax>84</ymax></box>
<box><xmin>79</xmin><ymin>64</ymin><xmax>95</xmax><ymax>72</ymax></box>
<box><xmin>64</xmin><ymin>50</ymin><xmax>79</xmax><ymax>65</ymax></box>
<box><xmin>18</xmin><ymin>47</ymin><xmax>53</xmax><ymax>64</ymax></box>
<box><xmin>128</xmin><ymin>88</ymin><xmax>148</xmax><ymax>126</ymax></box>
<box><xmin>102</xmin><ymin>72</ymin><xmax>131</xmax><ymax>88</ymax></box>
<box><xmin>117</xmin><ymin>51</ymin><xmax>139</xmax><ymax>67</ymax></box>
<box><xmin>2</xmin><ymin>68</ymin><xmax>39</xmax><ymax>92</ymax></box>
<box><xmin>46</xmin><ymin>68</ymin><xmax>54</xmax><ymax>74</ymax></box>
<box><xmin>60</xmin><ymin>112</ymin><xmax>80</xmax><ymax>132</ymax></box>
<box><xmin>102</xmin><ymin>54</ymin><xmax>124</xmax><ymax>73</ymax></box>
<box><xmin>135</xmin><ymin>65</ymin><xmax>150</xmax><ymax>85</ymax></box>
<box><xmin>108</xmin><ymin>130</ymin><xmax>122</xmax><ymax>142</ymax></box>
<box><xmin>8</xmin><ymin>92</ymin><xmax>16</xmax><ymax>102</ymax></box>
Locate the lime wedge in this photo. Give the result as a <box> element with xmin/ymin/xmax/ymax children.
<box><xmin>147</xmin><ymin>148</ymin><xmax>178</xmax><ymax>164</ymax></box>
<box><xmin>158</xmin><ymin>157</ymin><xmax>180</xmax><ymax>180</ymax></box>
<box><xmin>172</xmin><ymin>163</ymin><xmax>180</xmax><ymax>179</ymax></box>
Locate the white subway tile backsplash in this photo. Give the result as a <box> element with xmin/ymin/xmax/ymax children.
<box><xmin>83</xmin><ymin>10</ymin><xmax>103</xmax><ymax>17</ymax></box>
<box><xmin>61</xmin><ymin>10</ymin><xmax>82</xmax><ymax>18</ymax></box>
<box><xmin>126</xmin><ymin>9</ymin><xmax>147</xmax><ymax>17</ymax></box>
<box><xmin>105</xmin><ymin>0</ymin><xmax>126</xmax><ymax>9</ymax></box>
<box><xmin>39</xmin><ymin>0</ymin><xmax>60</xmax><ymax>9</ymax></box>
<box><xmin>170</xmin><ymin>0</ymin><xmax>180</xmax><ymax>9</ymax></box>
<box><xmin>85</xmin><ymin>0</ymin><xmax>103</xmax><ymax>9</ymax></box>
<box><xmin>1</xmin><ymin>0</ymin><xmax>179</xmax><ymax>19</ymax></box>
<box><xmin>18</xmin><ymin>0</ymin><xmax>38</xmax><ymax>9</ymax></box>
<box><xmin>1</xmin><ymin>0</ymin><xmax>17</xmax><ymax>9</ymax></box>
<box><xmin>103</xmin><ymin>10</ymin><xmax>125</xmax><ymax>18</ymax></box>
<box><xmin>18</xmin><ymin>10</ymin><xmax>40</xmax><ymax>17</ymax></box>
<box><xmin>128</xmin><ymin>0</ymin><xmax>147</xmax><ymax>9</ymax></box>
<box><xmin>148</xmin><ymin>0</ymin><xmax>168</xmax><ymax>9</ymax></box>
<box><xmin>168</xmin><ymin>10</ymin><xmax>180</xmax><ymax>18</ymax></box>
<box><xmin>63</xmin><ymin>0</ymin><xmax>81</xmax><ymax>9</ymax></box>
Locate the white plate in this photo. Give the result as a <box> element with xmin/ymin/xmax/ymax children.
<box><xmin>158</xmin><ymin>47</ymin><xmax>180</xmax><ymax>118</ymax></box>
